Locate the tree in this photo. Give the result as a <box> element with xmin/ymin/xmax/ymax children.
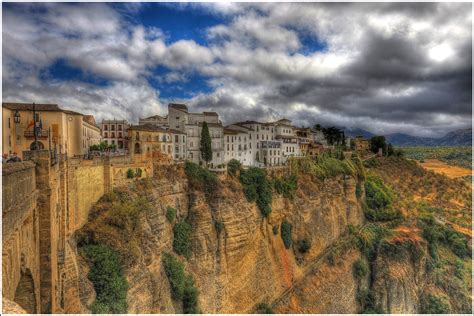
<box><xmin>200</xmin><ymin>122</ymin><xmax>212</xmax><ymax>166</ymax></box>
<box><xmin>322</xmin><ymin>126</ymin><xmax>344</xmax><ymax>146</ymax></box>
<box><xmin>387</xmin><ymin>143</ymin><xmax>395</xmax><ymax>156</ymax></box>
<box><xmin>370</xmin><ymin>136</ymin><xmax>388</xmax><ymax>155</ymax></box>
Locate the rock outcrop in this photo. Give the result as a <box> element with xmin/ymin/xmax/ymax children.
<box><xmin>76</xmin><ymin>167</ymin><xmax>365</xmax><ymax>313</ymax></box>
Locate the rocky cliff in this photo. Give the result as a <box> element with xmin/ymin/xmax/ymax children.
<box><xmin>74</xmin><ymin>164</ymin><xmax>365</xmax><ymax>313</ymax></box>
<box><xmin>73</xmin><ymin>158</ymin><xmax>471</xmax><ymax>314</ymax></box>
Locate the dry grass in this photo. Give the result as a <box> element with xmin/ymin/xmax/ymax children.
<box><xmin>419</xmin><ymin>159</ymin><xmax>472</xmax><ymax>179</ymax></box>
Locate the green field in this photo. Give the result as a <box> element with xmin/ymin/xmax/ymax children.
<box><xmin>400</xmin><ymin>146</ymin><xmax>472</xmax><ymax>170</ymax></box>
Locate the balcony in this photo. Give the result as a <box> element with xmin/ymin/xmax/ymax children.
<box><xmin>24</xmin><ymin>129</ymin><xmax>49</xmax><ymax>138</ymax></box>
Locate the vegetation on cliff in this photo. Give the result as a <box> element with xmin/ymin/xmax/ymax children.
<box><xmin>82</xmin><ymin>244</ymin><xmax>128</xmax><ymax>314</ymax></box>
<box><xmin>173</xmin><ymin>221</ymin><xmax>193</xmax><ymax>258</ymax></box>
<box><xmin>184</xmin><ymin>161</ymin><xmax>218</xmax><ymax>196</ymax></box>
<box><xmin>162</xmin><ymin>252</ymin><xmax>200</xmax><ymax>313</ymax></box>
<box><xmin>289</xmin><ymin>153</ymin><xmax>366</xmax><ymax>181</ymax></box>
<box><xmin>240</xmin><ymin>167</ymin><xmax>273</xmax><ymax>217</ymax></box>
<box><xmin>364</xmin><ymin>174</ymin><xmax>402</xmax><ymax>221</ymax></box>
<box><xmin>280</xmin><ymin>220</ymin><xmax>293</xmax><ymax>249</ymax></box>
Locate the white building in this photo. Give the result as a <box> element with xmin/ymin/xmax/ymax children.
<box><xmin>168</xmin><ymin>103</ymin><xmax>225</xmax><ymax>167</ymax></box>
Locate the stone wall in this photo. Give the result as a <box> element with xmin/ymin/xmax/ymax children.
<box><xmin>2</xmin><ymin>151</ymin><xmax>154</xmax><ymax>314</ymax></box>
<box><xmin>2</xmin><ymin>161</ymin><xmax>40</xmax><ymax>313</ymax></box>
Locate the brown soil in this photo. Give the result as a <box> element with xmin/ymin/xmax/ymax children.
<box><xmin>419</xmin><ymin>159</ymin><xmax>472</xmax><ymax>179</ymax></box>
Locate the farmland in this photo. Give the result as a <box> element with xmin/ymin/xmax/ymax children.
<box><xmin>400</xmin><ymin>146</ymin><xmax>472</xmax><ymax>170</ymax></box>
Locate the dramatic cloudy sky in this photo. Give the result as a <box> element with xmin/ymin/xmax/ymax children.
<box><xmin>2</xmin><ymin>2</ymin><xmax>472</xmax><ymax>137</ymax></box>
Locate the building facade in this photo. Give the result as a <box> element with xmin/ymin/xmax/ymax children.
<box><xmin>2</xmin><ymin>102</ymin><xmax>98</xmax><ymax>158</ymax></box>
<box><xmin>101</xmin><ymin>119</ymin><xmax>129</xmax><ymax>150</ymax></box>
<box><xmin>81</xmin><ymin>115</ymin><xmax>101</xmax><ymax>153</ymax></box>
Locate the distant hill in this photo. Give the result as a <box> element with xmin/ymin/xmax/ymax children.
<box><xmin>386</xmin><ymin>128</ymin><xmax>472</xmax><ymax>146</ymax></box>
<box><xmin>342</xmin><ymin>127</ymin><xmax>375</xmax><ymax>139</ymax></box>
<box><xmin>342</xmin><ymin>127</ymin><xmax>471</xmax><ymax>146</ymax></box>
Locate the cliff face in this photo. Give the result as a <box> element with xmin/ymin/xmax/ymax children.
<box><xmin>75</xmin><ymin>167</ymin><xmax>365</xmax><ymax>313</ymax></box>
<box><xmin>74</xmin><ymin>160</ymin><xmax>473</xmax><ymax>314</ymax></box>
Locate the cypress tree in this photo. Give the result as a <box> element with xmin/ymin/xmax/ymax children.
<box><xmin>200</xmin><ymin>122</ymin><xmax>213</xmax><ymax>165</ymax></box>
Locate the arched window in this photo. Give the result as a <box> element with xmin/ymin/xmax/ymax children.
<box><xmin>134</xmin><ymin>142</ymin><xmax>141</xmax><ymax>154</ymax></box>
<box><xmin>29</xmin><ymin>141</ymin><xmax>44</xmax><ymax>150</ymax></box>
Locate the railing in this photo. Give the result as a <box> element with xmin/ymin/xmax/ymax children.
<box><xmin>24</xmin><ymin>130</ymin><xmax>49</xmax><ymax>138</ymax></box>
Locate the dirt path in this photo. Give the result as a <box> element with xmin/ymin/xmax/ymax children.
<box><xmin>419</xmin><ymin>159</ymin><xmax>472</xmax><ymax>179</ymax></box>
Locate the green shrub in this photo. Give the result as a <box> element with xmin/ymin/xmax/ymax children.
<box><xmin>421</xmin><ymin>219</ymin><xmax>468</xmax><ymax>258</ymax></box>
<box><xmin>83</xmin><ymin>244</ymin><xmax>128</xmax><ymax>314</ymax></box>
<box><xmin>297</xmin><ymin>239</ymin><xmax>311</xmax><ymax>253</ymax></box>
<box><xmin>166</xmin><ymin>207</ymin><xmax>177</xmax><ymax>223</ymax></box>
<box><xmin>173</xmin><ymin>221</ymin><xmax>193</xmax><ymax>258</ymax></box>
<box><xmin>281</xmin><ymin>220</ymin><xmax>293</xmax><ymax>249</ymax></box>
<box><xmin>185</xmin><ymin>161</ymin><xmax>218</xmax><ymax>195</ymax></box>
<box><xmin>454</xmin><ymin>258</ymin><xmax>465</xmax><ymax>279</ymax></box>
<box><xmin>273</xmin><ymin>174</ymin><xmax>297</xmax><ymax>199</ymax></box>
<box><xmin>421</xmin><ymin>293</ymin><xmax>451</xmax><ymax>314</ymax></box>
<box><xmin>126</xmin><ymin>168</ymin><xmax>135</xmax><ymax>179</ymax></box>
<box><xmin>135</xmin><ymin>168</ymin><xmax>143</xmax><ymax>177</ymax></box>
<box><xmin>272</xmin><ymin>225</ymin><xmax>278</xmax><ymax>235</ymax></box>
<box><xmin>240</xmin><ymin>167</ymin><xmax>272</xmax><ymax>217</ymax></box>
<box><xmin>355</xmin><ymin>182</ymin><xmax>362</xmax><ymax>199</ymax></box>
<box><xmin>256</xmin><ymin>303</ymin><xmax>273</xmax><ymax>314</ymax></box>
<box><xmin>162</xmin><ymin>253</ymin><xmax>200</xmax><ymax>313</ymax></box>
<box><xmin>227</xmin><ymin>159</ymin><xmax>241</xmax><ymax>177</ymax></box>
<box><xmin>356</xmin><ymin>288</ymin><xmax>383</xmax><ymax>313</ymax></box>
<box><xmin>214</xmin><ymin>221</ymin><xmax>224</xmax><ymax>235</ymax></box>
<box><xmin>182</xmin><ymin>276</ymin><xmax>200</xmax><ymax>314</ymax></box>
<box><xmin>162</xmin><ymin>252</ymin><xmax>186</xmax><ymax>299</ymax></box>
<box><xmin>364</xmin><ymin>175</ymin><xmax>401</xmax><ymax>221</ymax></box>
<box><xmin>353</xmin><ymin>259</ymin><xmax>369</xmax><ymax>279</ymax></box>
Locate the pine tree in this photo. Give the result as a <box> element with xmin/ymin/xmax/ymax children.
<box><xmin>200</xmin><ymin>122</ymin><xmax>212</xmax><ymax>165</ymax></box>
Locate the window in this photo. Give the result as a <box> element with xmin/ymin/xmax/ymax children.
<box><xmin>118</xmin><ymin>125</ymin><xmax>122</xmax><ymax>131</ymax></box>
<box><xmin>118</xmin><ymin>132</ymin><xmax>122</xmax><ymax>138</ymax></box>
<box><xmin>182</xmin><ymin>136</ymin><xmax>185</xmax><ymax>142</ymax></box>
<box><xmin>176</xmin><ymin>116</ymin><xmax>180</xmax><ymax>119</ymax></box>
<box><xmin>104</xmin><ymin>125</ymin><xmax>108</xmax><ymax>130</ymax></box>
<box><xmin>8</xmin><ymin>118</ymin><xmax>10</xmax><ymax>129</ymax></box>
<box><xmin>111</xmin><ymin>132</ymin><xmax>115</xmax><ymax>138</ymax></box>
<box><xmin>104</xmin><ymin>132</ymin><xmax>108</xmax><ymax>138</ymax></box>
<box><xmin>175</xmin><ymin>135</ymin><xmax>179</xmax><ymax>142</ymax></box>
<box><xmin>111</xmin><ymin>125</ymin><xmax>115</xmax><ymax>131</ymax></box>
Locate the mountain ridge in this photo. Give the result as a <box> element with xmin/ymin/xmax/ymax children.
<box><xmin>342</xmin><ymin>127</ymin><xmax>472</xmax><ymax>146</ymax></box>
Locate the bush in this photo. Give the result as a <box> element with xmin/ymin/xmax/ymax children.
<box><xmin>162</xmin><ymin>253</ymin><xmax>200</xmax><ymax>313</ymax></box>
<box><xmin>227</xmin><ymin>159</ymin><xmax>241</xmax><ymax>177</ymax></box>
<box><xmin>273</xmin><ymin>174</ymin><xmax>297</xmax><ymax>199</ymax></box>
<box><xmin>357</xmin><ymin>288</ymin><xmax>383</xmax><ymax>313</ymax></box>
<box><xmin>135</xmin><ymin>168</ymin><xmax>143</xmax><ymax>177</ymax></box>
<box><xmin>281</xmin><ymin>220</ymin><xmax>293</xmax><ymax>249</ymax></box>
<box><xmin>173</xmin><ymin>221</ymin><xmax>193</xmax><ymax>258</ymax></box>
<box><xmin>126</xmin><ymin>168</ymin><xmax>135</xmax><ymax>179</ymax></box>
<box><xmin>240</xmin><ymin>167</ymin><xmax>272</xmax><ymax>217</ymax></box>
<box><xmin>83</xmin><ymin>244</ymin><xmax>128</xmax><ymax>314</ymax></box>
<box><xmin>272</xmin><ymin>225</ymin><xmax>278</xmax><ymax>235</ymax></box>
<box><xmin>297</xmin><ymin>239</ymin><xmax>311</xmax><ymax>253</ymax></box>
<box><xmin>256</xmin><ymin>303</ymin><xmax>273</xmax><ymax>314</ymax></box>
<box><xmin>353</xmin><ymin>259</ymin><xmax>369</xmax><ymax>279</ymax></box>
<box><xmin>355</xmin><ymin>182</ymin><xmax>362</xmax><ymax>199</ymax></box>
<box><xmin>162</xmin><ymin>252</ymin><xmax>186</xmax><ymax>299</ymax></box>
<box><xmin>166</xmin><ymin>207</ymin><xmax>177</xmax><ymax>223</ymax></box>
<box><xmin>214</xmin><ymin>221</ymin><xmax>224</xmax><ymax>235</ymax></box>
<box><xmin>364</xmin><ymin>175</ymin><xmax>401</xmax><ymax>221</ymax></box>
<box><xmin>421</xmin><ymin>293</ymin><xmax>451</xmax><ymax>314</ymax></box>
<box><xmin>185</xmin><ymin>161</ymin><xmax>218</xmax><ymax>196</ymax></box>
<box><xmin>454</xmin><ymin>258</ymin><xmax>465</xmax><ymax>279</ymax></box>
<box><xmin>182</xmin><ymin>276</ymin><xmax>200</xmax><ymax>314</ymax></box>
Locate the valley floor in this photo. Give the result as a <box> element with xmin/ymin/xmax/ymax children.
<box><xmin>418</xmin><ymin>159</ymin><xmax>472</xmax><ymax>179</ymax></box>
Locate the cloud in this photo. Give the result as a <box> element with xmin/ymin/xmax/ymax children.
<box><xmin>2</xmin><ymin>2</ymin><xmax>472</xmax><ymax>137</ymax></box>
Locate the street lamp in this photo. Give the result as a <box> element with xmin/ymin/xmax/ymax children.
<box><xmin>13</xmin><ymin>110</ymin><xmax>20</xmax><ymax>124</ymax></box>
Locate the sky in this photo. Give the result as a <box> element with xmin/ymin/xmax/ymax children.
<box><xmin>2</xmin><ymin>2</ymin><xmax>472</xmax><ymax>137</ymax></box>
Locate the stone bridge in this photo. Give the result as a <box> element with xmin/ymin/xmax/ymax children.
<box><xmin>2</xmin><ymin>150</ymin><xmax>155</xmax><ymax>313</ymax></box>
